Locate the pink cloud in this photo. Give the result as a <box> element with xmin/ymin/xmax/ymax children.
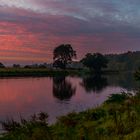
<box><xmin>0</xmin><ymin>1</ymin><xmax>139</xmax><ymax>64</ymax></box>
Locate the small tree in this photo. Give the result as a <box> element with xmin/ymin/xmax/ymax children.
<box><xmin>53</xmin><ymin>44</ymin><xmax>76</xmax><ymax>69</ymax></box>
<box><xmin>13</xmin><ymin>64</ymin><xmax>20</xmax><ymax>68</ymax></box>
<box><xmin>0</xmin><ymin>62</ymin><xmax>5</xmax><ymax>68</ymax></box>
<box><xmin>81</xmin><ymin>53</ymin><xmax>108</xmax><ymax>73</ymax></box>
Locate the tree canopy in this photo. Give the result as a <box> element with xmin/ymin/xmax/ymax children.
<box><xmin>0</xmin><ymin>62</ymin><xmax>5</xmax><ymax>68</ymax></box>
<box><xmin>53</xmin><ymin>44</ymin><xmax>76</xmax><ymax>69</ymax></box>
<box><xmin>106</xmin><ymin>51</ymin><xmax>140</xmax><ymax>71</ymax></box>
<box><xmin>81</xmin><ymin>53</ymin><xmax>108</xmax><ymax>73</ymax></box>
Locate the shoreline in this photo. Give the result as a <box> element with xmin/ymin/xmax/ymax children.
<box><xmin>0</xmin><ymin>68</ymin><xmax>120</xmax><ymax>77</ymax></box>
<box><xmin>1</xmin><ymin>92</ymin><xmax>140</xmax><ymax>139</ymax></box>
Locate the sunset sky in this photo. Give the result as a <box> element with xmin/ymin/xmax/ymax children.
<box><xmin>0</xmin><ymin>0</ymin><xmax>140</xmax><ymax>64</ymax></box>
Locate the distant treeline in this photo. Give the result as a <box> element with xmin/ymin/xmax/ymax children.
<box><xmin>105</xmin><ymin>51</ymin><xmax>140</xmax><ymax>71</ymax></box>
<box><xmin>0</xmin><ymin>47</ymin><xmax>140</xmax><ymax>73</ymax></box>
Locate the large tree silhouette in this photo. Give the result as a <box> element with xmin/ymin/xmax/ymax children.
<box><xmin>53</xmin><ymin>44</ymin><xmax>76</xmax><ymax>69</ymax></box>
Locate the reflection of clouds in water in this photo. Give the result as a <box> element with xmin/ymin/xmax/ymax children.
<box><xmin>48</xmin><ymin>86</ymin><xmax>124</xmax><ymax>124</ymax></box>
<box><xmin>0</xmin><ymin>74</ymin><xmax>136</xmax><ymax>123</ymax></box>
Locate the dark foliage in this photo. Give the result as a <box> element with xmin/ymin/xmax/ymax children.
<box><xmin>13</xmin><ymin>64</ymin><xmax>20</xmax><ymax>68</ymax></box>
<box><xmin>1</xmin><ymin>112</ymin><xmax>49</xmax><ymax>132</ymax></box>
<box><xmin>106</xmin><ymin>51</ymin><xmax>140</xmax><ymax>71</ymax></box>
<box><xmin>53</xmin><ymin>44</ymin><xmax>76</xmax><ymax>69</ymax></box>
<box><xmin>106</xmin><ymin>92</ymin><xmax>131</xmax><ymax>104</ymax></box>
<box><xmin>81</xmin><ymin>53</ymin><xmax>108</xmax><ymax>73</ymax></box>
<box><xmin>0</xmin><ymin>62</ymin><xmax>5</xmax><ymax>68</ymax></box>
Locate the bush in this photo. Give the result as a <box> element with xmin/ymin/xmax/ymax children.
<box><xmin>106</xmin><ymin>92</ymin><xmax>131</xmax><ymax>104</ymax></box>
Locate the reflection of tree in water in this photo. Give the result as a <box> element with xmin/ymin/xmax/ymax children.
<box><xmin>106</xmin><ymin>72</ymin><xmax>140</xmax><ymax>91</ymax></box>
<box><xmin>81</xmin><ymin>75</ymin><xmax>108</xmax><ymax>93</ymax></box>
<box><xmin>53</xmin><ymin>76</ymin><xmax>76</xmax><ymax>101</ymax></box>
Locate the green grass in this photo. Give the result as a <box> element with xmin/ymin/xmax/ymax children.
<box><xmin>0</xmin><ymin>68</ymin><xmax>118</xmax><ymax>77</ymax></box>
<box><xmin>1</xmin><ymin>92</ymin><xmax>140</xmax><ymax>139</ymax></box>
<box><xmin>0</xmin><ymin>68</ymin><xmax>84</xmax><ymax>77</ymax></box>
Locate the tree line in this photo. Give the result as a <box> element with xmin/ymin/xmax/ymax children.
<box><xmin>53</xmin><ymin>44</ymin><xmax>108</xmax><ymax>73</ymax></box>
<box><xmin>53</xmin><ymin>44</ymin><xmax>140</xmax><ymax>72</ymax></box>
<box><xmin>0</xmin><ymin>44</ymin><xmax>140</xmax><ymax>72</ymax></box>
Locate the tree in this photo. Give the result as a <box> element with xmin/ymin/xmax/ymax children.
<box><xmin>13</xmin><ymin>64</ymin><xmax>20</xmax><ymax>68</ymax></box>
<box><xmin>81</xmin><ymin>53</ymin><xmax>108</xmax><ymax>73</ymax></box>
<box><xmin>53</xmin><ymin>44</ymin><xmax>76</xmax><ymax>69</ymax></box>
<box><xmin>0</xmin><ymin>62</ymin><xmax>5</xmax><ymax>68</ymax></box>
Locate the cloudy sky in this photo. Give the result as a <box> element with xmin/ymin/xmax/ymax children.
<box><xmin>0</xmin><ymin>0</ymin><xmax>140</xmax><ymax>64</ymax></box>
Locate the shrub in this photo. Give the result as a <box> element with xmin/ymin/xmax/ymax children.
<box><xmin>106</xmin><ymin>92</ymin><xmax>131</xmax><ymax>104</ymax></box>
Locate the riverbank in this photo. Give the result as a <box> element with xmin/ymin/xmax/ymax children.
<box><xmin>1</xmin><ymin>91</ymin><xmax>140</xmax><ymax>140</ymax></box>
<box><xmin>0</xmin><ymin>68</ymin><xmax>82</xmax><ymax>77</ymax></box>
<box><xmin>0</xmin><ymin>68</ymin><xmax>120</xmax><ymax>77</ymax></box>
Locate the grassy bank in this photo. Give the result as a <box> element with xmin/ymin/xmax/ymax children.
<box><xmin>0</xmin><ymin>68</ymin><xmax>84</xmax><ymax>77</ymax></box>
<box><xmin>0</xmin><ymin>68</ymin><xmax>120</xmax><ymax>77</ymax></box>
<box><xmin>1</xmin><ymin>91</ymin><xmax>140</xmax><ymax>140</ymax></box>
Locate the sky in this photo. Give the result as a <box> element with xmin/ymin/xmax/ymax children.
<box><xmin>0</xmin><ymin>0</ymin><xmax>140</xmax><ymax>64</ymax></box>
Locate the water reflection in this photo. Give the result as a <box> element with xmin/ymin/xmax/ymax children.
<box><xmin>0</xmin><ymin>72</ymin><xmax>138</xmax><ymax>124</ymax></box>
<box><xmin>81</xmin><ymin>75</ymin><xmax>108</xmax><ymax>93</ymax></box>
<box><xmin>106</xmin><ymin>72</ymin><xmax>140</xmax><ymax>91</ymax></box>
<box><xmin>53</xmin><ymin>76</ymin><xmax>76</xmax><ymax>101</ymax></box>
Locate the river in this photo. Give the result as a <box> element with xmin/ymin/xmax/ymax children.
<box><xmin>0</xmin><ymin>72</ymin><xmax>139</xmax><ymax>124</ymax></box>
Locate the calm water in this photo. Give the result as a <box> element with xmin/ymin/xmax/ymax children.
<box><xmin>0</xmin><ymin>73</ymin><xmax>139</xmax><ymax>124</ymax></box>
